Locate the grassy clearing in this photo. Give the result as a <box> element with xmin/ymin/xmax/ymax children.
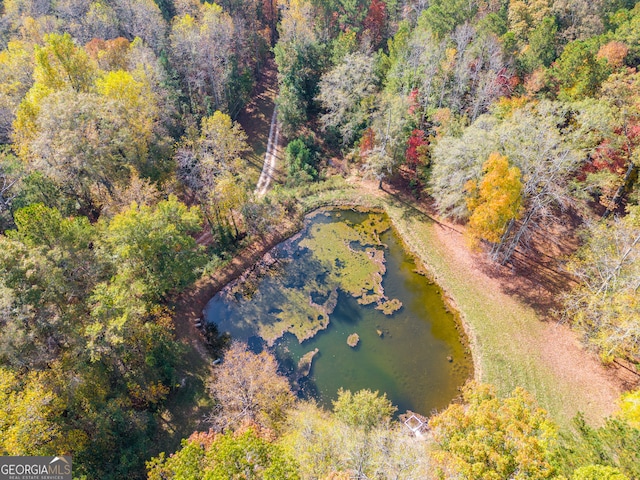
<box><xmin>381</xmin><ymin>201</ymin><xmax>557</xmax><ymax>415</ymax></box>
<box><xmin>381</xmin><ymin>195</ymin><xmax>611</xmax><ymax>430</ymax></box>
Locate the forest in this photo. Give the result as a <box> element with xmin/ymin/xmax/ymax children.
<box><xmin>0</xmin><ymin>0</ymin><xmax>639</xmax><ymax>478</ymax></box>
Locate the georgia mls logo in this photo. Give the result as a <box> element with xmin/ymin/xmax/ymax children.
<box><xmin>0</xmin><ymin>456</ymin><xmax>72</xmax><ymax>480</ymax></box>
<box><xmin>49</xmin><ymin>457</ymin><xmax>71</xmax><ymax>473</ymax></box>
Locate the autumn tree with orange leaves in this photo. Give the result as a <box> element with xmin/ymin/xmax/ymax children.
<box><xmin>465</xmin><ymin>152</ymin><xmax>523</xmax><ymax>249</ymax></box>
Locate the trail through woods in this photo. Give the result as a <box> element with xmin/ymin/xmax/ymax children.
<box><xmin>255</xmin><ymin>106</ymin><xmax>279</xmax><ymax>196</ymax></box>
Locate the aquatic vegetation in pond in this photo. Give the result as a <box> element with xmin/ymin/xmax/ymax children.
<box><xmin>376</xmin><ymin>298</ymin><xmax>402</xmax><ymax>315</ymax></box>
<box><xmin>212</xmin><ymin>211</ymin><xmax>402</xmax><ymax>345</ymax></box>
<box><xmin>296</xmin><ymin>348</ymin><xmax>319</xmax><ymax>379</ymax></box>
<box><xmin>299</xmin><ymin>218</ymin><xmax>398</xmax><ymax>309</ymax></box>
<box><xmin>205</xmin><ymin>209</ymin><xmax>473</xmax><ymax>414</ymax></box>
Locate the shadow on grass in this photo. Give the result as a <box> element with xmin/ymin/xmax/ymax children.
<box><xmin>382</xmin><ymin>182</ymin><xmax>460</xmax><ymax>233</ymax></box>
<box><xmin>383</xmin><ymin>182</ymin><xmax>576</xmax><ymax>319</ymax></box>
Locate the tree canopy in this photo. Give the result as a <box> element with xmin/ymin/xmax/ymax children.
<box><xmin>1</xmin><ymin>0</ymin><xmax>640</xmax><ymax>478</ymax></box>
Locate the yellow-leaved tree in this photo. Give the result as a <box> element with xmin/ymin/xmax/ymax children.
<box><xmin>563</xmin><ymin>206</ymin><xmax>640</xmax><ymax>362</ymax></box>
<box><xmin>12</xmin><ymin>33</ymin><xmax>97</xmax><ymax>159</ymax></box>
<box><xmin>617</xmin><ymin>389</ymin><xmax>640</xmax><ymax>429</ymax></box>
<box><xmin>95</xmin><ymin>69</ymin><xmax>160</xmax><ymax>172</ymax></box>
<box><xmin>465</xmin><ymin>152</ymin><xmax>523</xmax><ymax>249</ymax></box>
<box><xmin>0</xmin><ymin>367</ymin><xmax>63</xmax><ymax>456</ymax></box>
<box><xmin>428</xmin><ymin>382</ymin><xmax>557</xmax><ymax>480</ymax></box>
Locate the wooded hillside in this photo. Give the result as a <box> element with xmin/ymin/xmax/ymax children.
<box><xmin>0</xmin><ymin>0</ymin><xmax>638</xmax><ymax>478</ymax></box>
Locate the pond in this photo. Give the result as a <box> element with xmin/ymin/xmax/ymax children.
<box><xmin>204</xmin><ymin>208</ymin><xmax>472</xmax><ymax>415</ymax></box>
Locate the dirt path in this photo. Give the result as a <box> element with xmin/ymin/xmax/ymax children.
<box><xmin>255</xmin><ymin>105</ymin><xmax>279</xmax><ymax>196</ymax></box>
<box><xmin>158</xmin><ymin>59</ymin><xmax>287</xmax><ymax>452</ymax></box>
<box><xmin>172</xmin><ymin>58</ymin><xmax>286</xmax><ymax>360</ymax></box>
<box><xmin>236</xmin><ymin>57</ymin><xmax>280</xmax><ymax>186</ymax></box>
<box><xmin>161</xmin><ymin>220</ymin><xmax>300</xmax><ymax>450</ymax></box>
<box><xmin>172</xmin><ymin>221</ymin><xmax>299</xmax><ymax>358</ymax></box>
<box><xmin>431</xmin><ymin>218</ymin><xmax>624</xmax><ymax>419</ymax></box>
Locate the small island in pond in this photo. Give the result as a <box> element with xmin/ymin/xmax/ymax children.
<box><xmin>347</xmin><ymin>333</ymin><xmax>360</xmax><ymax>347</ymax></box>
<box><xmin>376</xmin><ymin>298</ymin><xmax>403</xmax><ymax>315</ymax></box>
<box><xmin>297</xmin><ymin>348</ymin><xmax>320</xmax><ymax>378</ymax></box>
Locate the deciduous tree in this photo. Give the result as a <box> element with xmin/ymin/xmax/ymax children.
<box><xmin>363</xmin><ymin>0</ymin><xmax>387</xmax><ymax>49</ymax></box>
<box><xmin>317</xmin><ymin>51</ymin><xmax>376</xmax><ymax>147</ymax></box>
<box><xmin>147</xmin><ymin>427</ymin><xmax>300</xmax><ymax>479</ymax></box>
<box><xmin>169</xmin><ymin>3</ymin><xmax>237</xmax><ymax>115</ymax></box>
<box><xmin>572</xmin><ymin>465</ymin><xmax>629</xmax><ymax>480</ymax></box>
<box><xmin>362</xmin><ymin>92</ymin><xmax>410</xmax><ymax>188</ymax></box>
<box><xmin>404</xmin><ymin>128</ymin><xmax>429</xmax><ymax>179</ymax></box>
<box><xmin>0</xmin><ymin>368</ymin><xmax>63</xmax><ymax>456</ymax></box>
<box><xmin>554</xmin><ymin>413</ymin><xmax>640</xmax><ymax>479</ymax></box>
<box><xmin>99</xmin><ymin>196</ymin><xmax>204</xmax><ymax>302</ymax></box>
<box><xmin>563</xmin><ymin>206</ymin><xmax>640</xmax><ymax>363</ymax></box>
<box><xmin>33</xmin><ymin>32</ymin><xmax>96</xmax><ymax>93</ymax></box>
<box><xmin>282</xmin><ymin>392</ymin><xmax>431</xmax><ymax>479</ymax></box>
<box><xmin>95</xmin><ymin>68</ymin><xmax>166</xmax><ymax>177</ymax></box>
<box><xmin>430</xmin><ymin>103</ymin><xmax>581</xmax><ymax>263</ymax></box>
<box><xmin>176</xmin><ymin>111</ymin><xmax>249</xmax><ymax>239</ymax></box>
<box><xmin>332</xmin><ymin>388</ymin><xmax>396</xmax><ymax>431</ymax></box>
<box><xmin>597</xmin><ymin>41</ymin><xmax>629</xmax><ymax>69</ymax></box>
<box><xmin>552</xmin><ymin>0</ymin><xmax>605</xmax><ymax>43</ymax></box>
<box><xmin>111</xmin><ymin>0</ymin><xmax>167</xmax><ymax>52</ymax></box>
<box><xmin>429</xmin><ymin>382</ymin><xmax>557</xmax><ymax>480</ymax></box>
<box><xmin>550</xmin><ymin>39</ymin><xmax>611</xmax><ymax>101</ymax></box>
<box><xmin>207</xmin><ymin>342</ymin><xmax>294</xmax><ymax>432</ymax></box>
<box><xmin>0</xmin><ymin>149</ymin><xmax>22</xmax><ymax>229</ymax></box>
<box><xmin>19</xmin><ymin>90</ymin><xmax>134</xmax><ymax>215</ymax></box>
<box><xmin>83</xmin><ymin>1</ymin><xmax>120</xmax><ymax>43</ymax></box>
<box><xmin>508</xmin><ymin>0</ymin><xmax>552</xmax><ymax>43</ymax></box>
<box><xmin>0</xmin><ymin>203</ymin><xmax>99</xmax><ymax>370</ymax></box>
<box><xmin>0</xmin><ymin>40</ymin><xmax>34</xmax><ymax>143</ymax></box>
<box><xmin>274</xmin><ymin>0</ymin><xmax>323</xmax><ymax>136</ymax></box>
<box><xmin>617</xmin><ymin>388</ymin><xmax>640</xmax><ymax>429</ymax></box>
<box><xmin>465</xmin><ymin>152</ymin><xmax>522</xmax><ymax>247</ymax></box>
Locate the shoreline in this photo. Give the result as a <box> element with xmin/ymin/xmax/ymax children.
<box><xmin>171</xmin><ymin>179</ymin><xmax>623</xmax><ymax>429</ymax></box>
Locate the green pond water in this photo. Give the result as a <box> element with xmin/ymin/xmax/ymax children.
<box><xmin>204</xmin><ymin>209</ymin><xmax>472</xmax><ymax>415</ymax></box>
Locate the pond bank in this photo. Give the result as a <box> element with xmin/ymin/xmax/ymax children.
<box><xmin>171</xmin><ymin>177</ymin><xmax>623</xmax><ymax>431</ymax></box>
<box><xmin>203</xmin><ymin>208</ymin><xmax>473</xmax><ymax>414</ymax></box>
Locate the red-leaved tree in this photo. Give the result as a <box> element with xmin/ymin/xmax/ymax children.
<box><xmin>405</xmin><ymin>129</ymin><xmax>429</xmax><ymax>179</ymax></box>
<box><xmin>363</xmin><ymin>0</ymin><xmax>387</xmax><ymax>49</ymax></box>
<box><xmin>360</xmin><ymin>127</ymin><xmax>376</xmax><ymax>159</ymax></box>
